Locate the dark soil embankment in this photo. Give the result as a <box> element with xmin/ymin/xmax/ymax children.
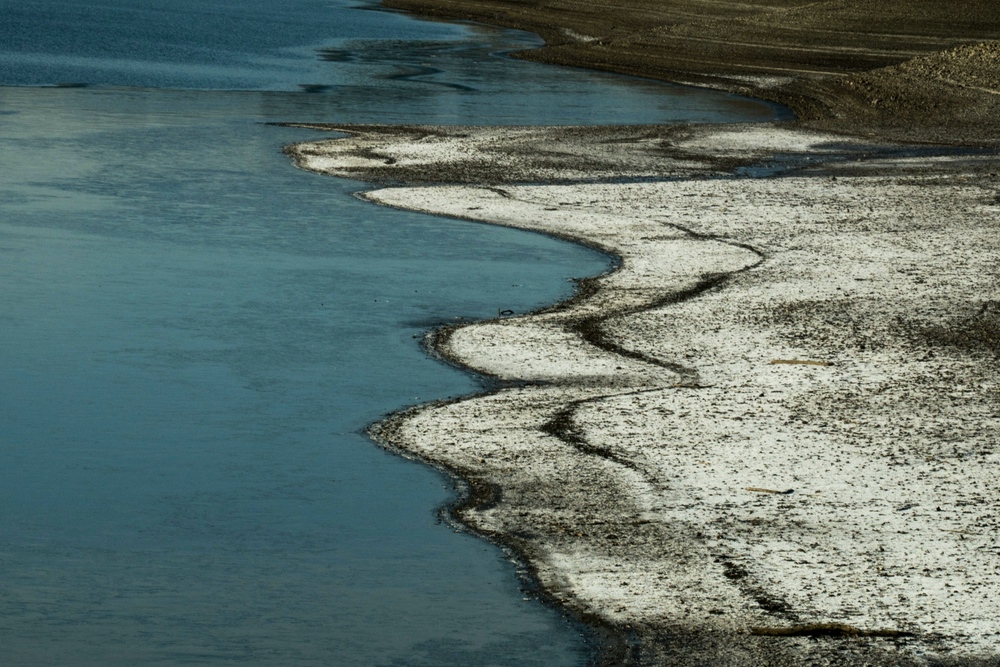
<box><xmin>384</xmin><ymin>0</ymin><xmax>1000</xmax><ymax>144</ymax></box>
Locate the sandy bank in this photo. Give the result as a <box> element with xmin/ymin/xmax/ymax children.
<box><xmin>286</xmin><ymin>123</ymin><xmax>1000</xmax><ymax>665</ymax></box>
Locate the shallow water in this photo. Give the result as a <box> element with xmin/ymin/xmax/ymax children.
<box><xmin>0</xmin><ymin>89</ymin><xmax>612</xmax><ymax>666</ymax></box>
<box><xmin>0</xmin><ymin>2</ymin><xmax>786</xmax><ymax>665</ymax></box>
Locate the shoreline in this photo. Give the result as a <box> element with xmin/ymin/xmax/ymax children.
<box><xmin>287</xmin><ymin>123</ymin><xmax>1000</xmax><ymax>665</ymax></box>
<box><xmin>380</xmin><ymin>0</ymin><xmax>1000</xmax><ymax>147</ymax></box>
<box><xmin>286</xmin><ymin>4</ymin><xmax>1000</xmax><ymax>664</ymax></box>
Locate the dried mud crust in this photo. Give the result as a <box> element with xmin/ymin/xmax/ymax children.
<box><xmin>287</xmin><ymin>124</ymin><xmax>1000</xmax><ymax>665</ymax></box>
<box><xmin>381</xmin><ymin>0</ymin><xmax>1000</xmax><ymax>146</ymax></box>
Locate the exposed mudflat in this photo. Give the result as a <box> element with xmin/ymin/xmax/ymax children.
<box><xmin>286</xmin><ymin>124</ymin><xmax>1000</xmax><ymax>665</ymax></box>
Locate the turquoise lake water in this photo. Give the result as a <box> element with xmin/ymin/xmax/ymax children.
<box><xmin>0</xmin><ymin>1</ymin><xmax>786</xmax><ymax>664</ymax></box>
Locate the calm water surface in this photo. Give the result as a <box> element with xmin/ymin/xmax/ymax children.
<box><xmin>0</xmin><ymin>2</ymin><xmax>785</xmax><ymax>665</ymax></box>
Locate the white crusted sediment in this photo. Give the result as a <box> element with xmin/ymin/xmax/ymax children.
<box><xmin>287</xmin><ymin>124</ymin><xmax>1000</xmax><ymax>665</ymax></box>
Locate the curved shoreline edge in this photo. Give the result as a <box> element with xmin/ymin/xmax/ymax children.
<box><xmin>285</xmin><ymin>123</ymin><xmax>1000</xmax><ymax>665</ymax></box>
<box><xmin>289</xmin><ymin>3</ymin><xmax>1000</xmax><ymax>664</ymax></box>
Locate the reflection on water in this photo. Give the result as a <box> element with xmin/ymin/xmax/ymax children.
<box><xmin>0</xmin><ymin>0</ymin><xmax>466</xmax><ymax>90</ymax></box>
<box><xmin>0</xmin><ymin>0</ymin><xmax>787</xmax><ymax>664</ymax></box>
<box><xmin>0</xmin><ymin>0</ymin><xmax>785</xmax><ymax>124</ymax></box>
